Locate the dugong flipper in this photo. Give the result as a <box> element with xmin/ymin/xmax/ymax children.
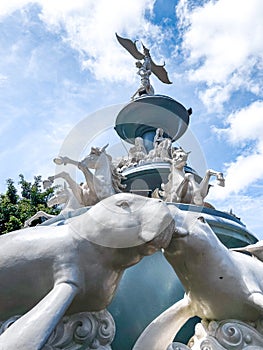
<box><xmin>133</xmin><ymin>296</ymin><xmax>194</xmax><ymax>350</ymax></box>
<box><xmin>0</xmin><ymin>283</ymin><xmax>79</xmax><ymax>349</ymax></box>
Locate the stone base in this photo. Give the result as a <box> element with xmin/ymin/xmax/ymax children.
<box><xmin>168</xmin><ymin>319</ymin><xmax>263</xmax><ymax>350</ymax></box>
<box><xmin>0</xmin><ymin>310</ymin><xmax>115</xmax><ymax>350</ymax></box>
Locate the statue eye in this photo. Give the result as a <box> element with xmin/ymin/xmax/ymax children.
<box><xmin>197</xmin><ymin>216</ymin><xmax>206</xmax><ymax>223</ymax></box>
<box><xmin>116</xmin><ymin>200</ymin><xmax>130</xmax><ymax>209</ymax></box>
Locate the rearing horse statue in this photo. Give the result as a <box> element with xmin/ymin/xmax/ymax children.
<box><xmin>24</xmin><ymin>183</ymin><xmax>83</xmax><ymax>227</ymax></box>
<box><xmin>48</xmin><ymin>145</ymin><xmax>126</xmax><ymax>207</ymax></box>
<box><xmin>160</xmin><ymin>148</ymin><xmax>225</xmax><ymax>206</ymax></box>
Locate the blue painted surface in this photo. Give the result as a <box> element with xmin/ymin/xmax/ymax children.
<box><xmin>142</xmin><ymin>130</ymin><xmax>156</xmax><ymax>152</ymax></box>
<box><xmin>115</xmin><ymin>95</ymin><xmax>189</xmax><ymax>144</ymax></box>
<box><xmin>109</xmin><ymin>252</ymin><xmax>184</xmax><ymax>350</ymax></box>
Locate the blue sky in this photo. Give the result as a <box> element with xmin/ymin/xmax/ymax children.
<box><xmin>0</xmin><ymin>0</ymin><xmax>263</xmax><ymax>238</ymax></box>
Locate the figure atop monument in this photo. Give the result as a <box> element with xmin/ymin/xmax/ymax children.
<box><xmin>116</xmin><ymin>33</ymin><xmax>172</xmax><ymax>99</ymax></box>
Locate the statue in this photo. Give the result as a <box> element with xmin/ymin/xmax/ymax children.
<box><xmin>133</xmin><ymin>205</ymin><xmax>263</xmax><ymax>350</ymax></box>
<box><xmin>48</xmin><ymin>144</ymin><xmax>126</xmax><ymax>207</ymax></box>
<box><xmin>147</xmin><ymin>128</ymin><xmax>172</xmax><ymax>162</ymax></box>
<box><xmin>127</xmin><ymin>137</ymin><xmax>147</xmax><ymax>167</ymax></box>
<box><xmin>0</xmin><ymin>193</ymin><xmax>174</xmax><ymax>349</ymax></box>
<box><xmin>24</xmin><ymin>210</ymin><xmax>55</xmax><ymax>227</ymax></box>
<box><xmin>24</xmin><ymin>183</ymin><xmax>83</xmax><ymax>227</ymax></box>
<box><xmin>169</xmin><ymin>319</ymin><xmax>263</xmax><ymax>349</ymax></box>
<box><xmin>116</xmin><ymin>33</ymin><xmax>172</xmax><ymax>100</ymax></box>
<box><xmin>153</xmin><ymin>128</ymin><xmax>166</xmax><ymax>145</ymax></box>
<box><xmin>116</xmin><ymin>137</ymin><xmax>148</xmax><ymax>171</ymax></box>
<box><xmin>131</xmin><ymin>60</ymin><xmax>154</xmax><ymax>100</ymax></box>
<box><xmin>46</xmin><ymin>182</ymin><xmax>83</xmax><ymax>213</ymax></box>
<box><xmin>159</xmin><ymin>148</ymin><xmax>225</xmax><ymax>205</ymax></box>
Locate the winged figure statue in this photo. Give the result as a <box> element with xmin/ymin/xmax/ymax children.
<box><xmin>116</xmin><ymin>33</ymin><xmax>172</xmax><ymax>99</ymax></box>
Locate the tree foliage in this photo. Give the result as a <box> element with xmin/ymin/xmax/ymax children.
<box><xmin>0</xmin><ymin>175</ymin><xmax>59</xmax><ymax>234</ymax></box>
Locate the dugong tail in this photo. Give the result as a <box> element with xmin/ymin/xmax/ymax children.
<box><xmin>133</xmin><ymin>295</ymin><xmax>194</xmax><ymax>350</ymax></box>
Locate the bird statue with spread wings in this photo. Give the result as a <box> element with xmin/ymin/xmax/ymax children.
<box><xmin>116</xmin><ymin>33</ymin><xmax>172</xmax><ymax>100</ymax></box>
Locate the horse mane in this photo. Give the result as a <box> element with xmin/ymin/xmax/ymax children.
<box><xmin>111</xmin><ymin>165</ymin><xmax>127</xmax><ymax>193</ymax></box>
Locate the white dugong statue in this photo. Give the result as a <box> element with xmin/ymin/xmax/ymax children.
<box><xmin>133</xmin><ymin>204</ymin><xmax>263</xmax><ymax>350</ymax></box>
<box><xmin>0</xmin><ymin>193</ymin><xmax>174</xmax><ymax>350</ymax></box>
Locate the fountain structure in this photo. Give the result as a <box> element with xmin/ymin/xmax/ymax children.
<box><xmin>0</xmin><ymin>34</ymin><xmax>261</xmax><ymax>350</ymax></box>
<box><xmin>108</xmin><ymin>35</ymin><xmax>258</xmax><ymax>350</ymax></box>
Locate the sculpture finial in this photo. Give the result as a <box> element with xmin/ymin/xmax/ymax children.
<box><xmin>116</xmin><ymin>33</ymin><xmax>172</xmax><ymax>100</ymax></box>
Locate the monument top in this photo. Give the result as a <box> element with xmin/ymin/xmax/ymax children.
<box><xmin>116</xmin><ymin>33</ymin><xmax>172</xmax><ymax>85</ymax></box>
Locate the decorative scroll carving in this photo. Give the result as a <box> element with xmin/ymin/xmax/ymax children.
<box><xmin>168</xmin><ymin>319</ymin><xmax>263</xmax><ymax>350</ymax></box>
<box><xmin>167</xmin><ymin>342</ymin><xmax>191</xmax><ymax>349</ymax></box>
<box><xmin>0</xmin><ymin>316</ymin><xmax>21</xmax><ymax>335</ymax></box>
<box><xmin>0</xmin><ymin>311</ymin><xmax>115</xmax><ymax>350</ymax></box>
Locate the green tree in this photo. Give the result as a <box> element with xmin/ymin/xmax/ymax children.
<box><xmin>6</xmin><ymin>178</ymin><xmax>18</xmax><ymax>204</ymax></box>
<box><xmin>19</xmin><ymin>174</ymin><xmax>32</xmax><ymax>200</ymax></box>
<box><xmin>0</xmin><ymin>175</ymin><xmax>59</xmax><ymax>235</ymax></box>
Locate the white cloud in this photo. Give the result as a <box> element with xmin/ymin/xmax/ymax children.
<box><xmin>41</xmin><ymin>0</ymin><xmax>164</xmax><ymax>83</ymax></box>
<box><xmin>207</xmin><ymin>194</ymin><xmax>263</xmax><ymax>239</ymax></box>
<box><xmin>208</xmin><ymin>100</ymin><xmax>263</xmax><ymax>199</ymax></box>
<box><xmin>215</xmin><ymin>100</ymin><xmax>263</xmax><ymax>143</ymax></box>
<box><xmin>177</xmin><ymin>0</ymin><xmax>263</xmax><ymax>110</ymax></box>
<box><xmin>0</xmin><ymin>0</ymin><xmax>29</xmax><ymax>17</ymax></box>
<box><xmin>0</xmin><ymin>0</ymin><xmax>166</xmax><ymax>84</ymax></box>
<box><xmin>0</xmin><ymin>74</ymin><xmax>7</xmax><ymax>86</ymax></box>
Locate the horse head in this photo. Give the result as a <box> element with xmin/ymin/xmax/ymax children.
<box><xmin>171</xmin><ymin>148</ymin><xmax>190</xmax><ymax>169</ymax></box>
<box><xmin>80</xmin><ymin>144</ymin><xmax>111</xmax><ymax>170</ymax></box>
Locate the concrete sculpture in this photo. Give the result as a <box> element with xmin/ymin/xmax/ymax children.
<box><xmin>133</xmin><ymin>205</ymin><xmax>263</xmax><ymax>350</ymax></box>
<box><xmin>24</xmin><ymin>183</ymin><xmax>82</xmax><ymax>227</ymax></box>
<box><xmin>160</xmin><ymin>148</ymin><xmax>225</xmax><ymax>205</ymax></box>
<box><xmin>0</xmin><ymin>193</ymin><xmax>174</xmax><ymax>349</ymax></box>
<box><xmin>116</xmin><ymin>33</ymin><xmax>172</xmax><ymax>100</ymax></box>
<box><xmin>49</xmin><ymin>145</ymin><xmax>126</xmax><ymax>206</ymax></box>
<box><xmin>147</xmin><ymin>129</ymin><xmax>172</xmax><ymax>162</ymax></box>
<box><xmin>118</xmin><ymin>137</ymin><xmax>148</xmax><ymax>171</ymax></box>
<box><xmin>168</xmin><ymin>318</ymin><xmax>263</xmax><ymax>349</ymax></box>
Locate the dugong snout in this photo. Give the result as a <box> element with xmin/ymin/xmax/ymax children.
<box><xmin>150</xmin><ymin>218</ymin><xmax>174</xmax><ymax>249</ymax></box>
<box><xmin>139</xmin><ymin>201</ymin><xmax>174</xmax><ymax>255</ymax></box>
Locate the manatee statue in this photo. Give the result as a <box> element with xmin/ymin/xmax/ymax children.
<box><xmin>0</xmin><ymin>193</ymin><xmax>174</xmax><ymax>350</ymax></box>
<box><xmin>133</xmin><ymin>205</ymin><xmax>263</xmax><ymax>350</ymax></box>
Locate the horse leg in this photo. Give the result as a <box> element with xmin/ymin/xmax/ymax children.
<box><xmin>24</xmin><ymin>211</ymin><xmax>54</xmax><ymax>227</ymax></box>
<box><xmin>215</xmin><ymin>171</ymin><xmax>225</xmax><ymax>187</ymax></box>
<box><xmin>203</xmin><ymin>169</ymin><xmax>225</xmax><ymax>188</ymax></box>
<box><xmin>53</xmin><ymin>156</ymin><xmax>79</xmax><ymax>167</ymax></box>
<box><xmin>198</xmin><ymin>170</ymin><xmax>214</xmax><ymax>200</ymax></box>
<box><xmin>53</xmin><ymin>156</ymin><xmax>95</xmax><ymax>189</ymax></box>
<box><xmin>48</xmin><ymin>172</ymin><xmax>83</xmax><ymax>206</ymax></box>
<box><xmin>186</xmin><ymin>174</ymin><xmax>204</xmax><ymax>206</ymax></box>
<box><xmin>77</xmin><ymin>164</ymin><xmax>95</xmax><ymax>193</ymax></box>
<box><xmin>198</xmin><ymin>169</ymin><xmax>225</xmax><ymax>200</ymax></box>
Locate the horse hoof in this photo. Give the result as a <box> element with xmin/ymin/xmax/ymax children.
<box><xmin>218</xmin><ymin>179</ymin><xmax>225</xmax><ymax>187</ymax></box>
<box><xmin>53</xmin><ymin>157</ymin><xmax>64</xmax><ymax>165</ymax></box>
